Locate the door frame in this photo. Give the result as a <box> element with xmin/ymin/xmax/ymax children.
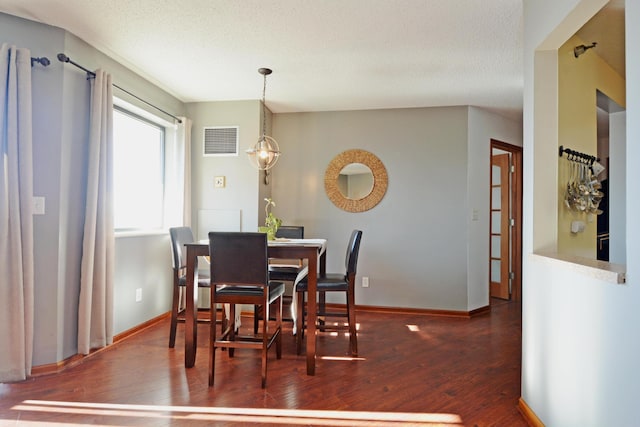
<box><xmin>490</xmin><ymin>139</ymin><xmax>523</xmax><ymax>302</ymax></box>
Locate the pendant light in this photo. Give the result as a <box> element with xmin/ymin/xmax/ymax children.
<box><xmin>246</xmin><ymin>67</ymin><xmax>281</xmax><ymax>170</ymax></box>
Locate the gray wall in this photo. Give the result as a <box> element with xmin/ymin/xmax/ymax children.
<box><xmin>269</xmin><ymin>107</ymin><xmax>522</xmax><ymax>311</ymax></box>
<box><xmin>467</xmin><ymin>107</ymin><xmax>523</xmax><ymax>308</ymax></box>
<box><xmin>185</xmin><ymin>100</ymin><xmax>264</xmax><ymax>237</ymax></box>
<box><xmin>3</xmin><ymin>10</ymin><xmax>522</xmax><ymax>368</ymax></box>
<box><xmin>2</xmin><ymin>12</ymin><xmax>69</xmax><ymax>366</ymax></box>
<box><xmin>2</xmin><ymin>12</ymin><xmax>185</xmax><ymax>365</ymax></box>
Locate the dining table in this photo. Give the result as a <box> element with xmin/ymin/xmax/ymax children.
<box><xmin>183</xmin><ymin>237</ymin><xmax>327</xmax><ymax>375</ymax></box>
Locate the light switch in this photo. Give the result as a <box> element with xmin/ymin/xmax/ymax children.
<box><xmin>33</xmin><ymin>196</ymin><xmax>45</xmax><ymax>215</ymax></box>
<box><xmin>214</xmin><ymin>176</ymin><xmax>226</xmax><ymax>188</ymax></box>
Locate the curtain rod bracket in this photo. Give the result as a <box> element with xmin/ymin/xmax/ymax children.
<box><xmin>31</xmin><ymin>56</ymin><xmax>50</xmax><ymax>67</ymax></box>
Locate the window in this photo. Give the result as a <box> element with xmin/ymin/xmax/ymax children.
<box><xmin>113</xmin><ymin>106</ymin><xmax>165</xmax><ymax>231</ymax></box>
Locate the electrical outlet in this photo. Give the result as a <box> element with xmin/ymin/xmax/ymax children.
<box><xmin>214</xmin><ymin>176</ymin><xmax>226</xmax><ymax>188</ymax></box>
<box><xmin>135</xmin><ymin>288</ymin><xmax>142</xmax><ymax>302</ymax></box>
<box><xmin>362</xmin><ymin>277</ymin><xmax>369</xmax><ymax>288</ymax></box>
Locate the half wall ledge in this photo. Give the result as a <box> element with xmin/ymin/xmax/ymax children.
<box><xmin>531</xmin><ymin>252</ymin><xmax>626</xmax><ymax>284</ymax></box>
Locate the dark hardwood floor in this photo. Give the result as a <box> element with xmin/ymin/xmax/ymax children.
<box><xmin>0</xmin><ymin>300</ymin><xmax>525</xmax><ymax>426</ymax></box>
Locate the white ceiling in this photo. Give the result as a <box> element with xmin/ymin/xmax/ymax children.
<box><xmin>2</xmin><ymin>1</ymin><xmax>524</xmax><ymax>119</ymax></box>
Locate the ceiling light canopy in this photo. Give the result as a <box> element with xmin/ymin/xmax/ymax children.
<box><xmin>246</xmin><ymin>67</ymin><xmax>280</xmax><ymax>171</ymax></box>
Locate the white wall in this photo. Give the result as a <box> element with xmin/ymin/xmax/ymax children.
<box><xmin>522</xmin><ymin>1</ymin><xmax>640</xmax><ymax>425</ymax></box>
<box><xmin>609</xmin><ymin>110</ymin><xmax>626</xmax><ymax>263</ymax></box>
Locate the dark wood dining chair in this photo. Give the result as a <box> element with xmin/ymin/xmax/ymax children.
<box><xmin>254</xmin><ymin>225</ymin><xmax>306</xmax><ymax>331</ymax></box>
<box><xmin>296</xmin><ymin>229</ymin><xmax>363</xmax><ymax>357</ymax></box>
<box><xmin>275</xmin><ymin>225</ymin><xmax>305</xmax><ymax>239</ymax></box>
<box><xmin>168</xmin><ymin>226</ymin><xmax>213</xmax><ymax>348</ymax></box>
<box><xmin>268</xmin><ymin>225</ymin><xmax>306</xmax><ymax>281</ymax></box>
<box><xmin>208</xmin><ymin>232</ymin><xmax>285</xmax><ymax>388</ymax></box>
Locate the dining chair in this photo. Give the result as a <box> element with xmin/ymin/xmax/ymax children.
<box><xmin>275</xmin><ymin>225</ymin><xmax>305</xmax><ymax>239</ymax></box>
<box><xmin>208</xmin><ymin>231</ymin><xmax>285</xmax><ymax>388</ymax></box>
<box><xmin>295</xmin><ymin>229</ymin><xmax>363</xmax><ymax>357</ymax></box>
<box><xmin>168</xmin><ymin>226</ymin><xmax>214</xmax><ymax>348</ymax></box>
<box><xmin>254</xmin><ymin>225</ymin><xmax>306</xmax><ymax>332</ymax></box>
<box><xmin>268</xmin><ymin>225</ymin><xmax>305</xmax><ymax>281</ymax></box>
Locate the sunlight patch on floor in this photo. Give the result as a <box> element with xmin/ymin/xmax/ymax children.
<box><xmin>9</xmin><ymin>400</ymin><xmax>465</xmax><ymax>426</ymax></box>
<box><xmin>319</xmin><ymin>355</ymin><xmax>366</xmax><ymax>361</ymax></box>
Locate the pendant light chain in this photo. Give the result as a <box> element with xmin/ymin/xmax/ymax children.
<box><xmin>262</xmin><ymin>71</ymin><xmax>267</xmax><ymax>137</ymax></box>
<box><xmin>246</xmin><ymin>67</ymin><xmax>280</xmax><ymax>171</ymax></box>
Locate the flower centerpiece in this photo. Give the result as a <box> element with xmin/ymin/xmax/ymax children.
<box><xmin>258</xmin><ymin>197</ymin><xmax>281</xmax><ymax>240</ymax></box>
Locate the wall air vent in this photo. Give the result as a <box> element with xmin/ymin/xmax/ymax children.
<box><xmin>203</xmin><ymin>126</ymin><xmax>239</xmax><ymax>156</ymax></box>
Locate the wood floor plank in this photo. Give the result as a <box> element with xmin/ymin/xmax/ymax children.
<box><xmin>0</xmin><ymin>300</ymin><xmax>525</xmax><ymax>426</ymax></box>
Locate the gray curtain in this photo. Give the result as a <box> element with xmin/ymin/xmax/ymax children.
<box><xmin>77</xmin><ymin>69</ymin><xmax>114</xmax><ymax>355</ymax></box>
<box><xmin>164</xmin><ymin>117</ymin><xmax>191</xmax><ymax>227</ymax></box>
<box><xmin>0</xmin><ymin>43</ymin><xmax>35</xmax><ymax>381</ymax></box>
<box><xmin>179</xmin><ymin>117</ymin><xmax>192</xmax><ymax>227</ymax></box>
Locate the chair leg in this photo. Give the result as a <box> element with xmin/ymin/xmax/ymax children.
<box><xmin>347</xmin><ymin>287</ymin><xmax>357</xmax><ymax>357</ymax></box>
<box><xmin>261</xmin><ymin>300</ymin><xmax>269</xmax><ymax>388</ymax></box>
<box><xmin>209</xmin><ymin>290</ymin><xmax>217</xmax><ymax>387</ymax></box>
<box><xmin>253</xmin><ymin>304</ymin><xmax>260</xmax><ymax>334</ymax></box>
<box><xmin>276</xmin><ymin>295</ymin><xmax>283</xmax><ymax>359</ymax></box>
<box><xmin>229</xmin><ymin>304</ymin><xmax>236</xmax><ymax>358</ymax></box>
<box><xmin>319</xmin><ymin>291</ymin><xmax>326</xmax><ymax>311</ymax></box>
<box><xmin>169</xmin><ymin>285</ymin><xmax>181</xmax><ymax>348</ymax></box>
<box><xmin>318</xmin><ymin>291</ymin><xmax>326</xmax><ymax>325</ymax></box>
<box><xmin>296</xmin><ymin>290</ymin><xmax>305</xmax><ymax>355</ymax></box>
<box><xmin>220</xmin><ymin>305</ymin><xmax>228</xmax><ymax>333</ymax></box>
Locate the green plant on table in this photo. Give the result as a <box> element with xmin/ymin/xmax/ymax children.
<box><xmin>259</xmin><ymin>198</ymin><xmax>281</xmax><ymax>240</ymax></box>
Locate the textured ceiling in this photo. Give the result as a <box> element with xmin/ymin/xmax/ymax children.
<box><xmin>3</xmin><ymin>1</ymin><xmax>524</xmax><ymax>119</ymax></box>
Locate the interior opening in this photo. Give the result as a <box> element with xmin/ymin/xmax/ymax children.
<box><xmin>556</xmin><ymin>0</ymin><xmax>625</xmax><ymax>263</ymax></box>
<box><xmin>596</xmin><ymin>90</ymin><xmax>626</xmax><ymax>263</ymax></box>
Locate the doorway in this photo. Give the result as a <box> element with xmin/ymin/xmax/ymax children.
<box><xmin>489</xmin><ymin>140</ymin><xmax>522</xmax><ymax>302</ymax></box>
<box><xmin>596</xmin><ymin>90</ymin><xmax>626</xmax><ymax>264</ymax></box>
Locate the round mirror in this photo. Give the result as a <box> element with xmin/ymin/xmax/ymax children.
<box><xmin>337</xmin><ymin>163</ymin><xmax>374</xmax><ymax>200</ymax></box>
<box><xmin>325</xmin><ymin>149</ymin><xmax>388</xmax><ymax>212</ymax></box>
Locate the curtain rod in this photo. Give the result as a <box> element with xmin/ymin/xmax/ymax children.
<box><xmin>57</xmin><ymin>53</ymin><xmax>182</xmax><ymax>124</ymax></box>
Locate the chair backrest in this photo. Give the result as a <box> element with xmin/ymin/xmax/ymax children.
<box><xmin>209</xmin><ymin>232</ymin><xmax>269</xmax><ymax>286</ymax></box>
<box><xmin>344</xmin><ymin>230</ymin><xmax>363</xmax><ymax>275</ymax></box>
<box><xmin>275</xmin><ymin>225</ymin><xmax>304</xmax><ymax>239</ymax></box>
<box><xmin>169</xmin><ymin>226</ymin><xmax>195</xmax><ymax>270</ymax></box>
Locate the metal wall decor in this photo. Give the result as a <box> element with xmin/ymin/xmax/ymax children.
<box><xmin>559</xmin><ymin>145</ymin><xmax>604</xmax><ymax>214</ymax></box>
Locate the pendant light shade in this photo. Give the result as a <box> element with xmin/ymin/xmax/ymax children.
<box><xmin>246</xmin><ymin>68</ymin><xmax>280</xmax><ymax>170</ymax></box>
<box><xmin>247</xmin><ymin>134</ymin><xmax>280</xmax><ymax>170</ymax></box>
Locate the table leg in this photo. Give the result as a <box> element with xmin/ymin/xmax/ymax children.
<box><xmin>184</xmin><ymin>246</ymin><xmax>198</xmax><ymax>368</ymax></box>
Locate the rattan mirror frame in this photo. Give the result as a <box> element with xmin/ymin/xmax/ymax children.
<box><xmin>324</xmin><ymin>149</ymin><xmax>388</xmax><ymax>212</ymax></box>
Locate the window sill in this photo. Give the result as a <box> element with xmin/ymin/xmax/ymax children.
<box><xmin>531</xmin><ymin>252</ymin><xmax>626</xmax><ymax>284</ymax></box>
<box><xmin>115</xmin><ymin>229</ymin><xmax>167</xmax><ymax>239</ymax></box>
